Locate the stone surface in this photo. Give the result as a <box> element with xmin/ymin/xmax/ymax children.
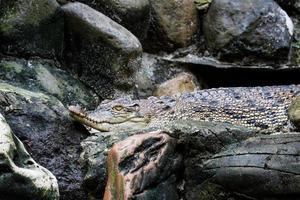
<box><xmin>153</xmin><ymin>72</ymin><xmax>198</xmax><ymax>97</ymax></box>
<box><xmin>204</xmin><ymin>0</ymin><xmax>294</xmax><ymax>61</ymax></box>
<box><xmin>202</xmin><ymin>134</ymin><xmax>300</xmax><ymax>199</ymax></box>
<box><xmin>0</xmin><ymin>83</ymin><xmax>89</xmax><ymax>200</ymax></box>
<box><xmin>288</xmin><ymin>96</ymin><xmax>300</xmax><ymax>128</ymax></box>
<box><xmin>104</xmin><ymin>131</ymin><xmax>181</xmax><ymax>200</ymax></box>
<box><xmin>145</xmin><ymin>0</ymin><xmax>198</xmax><ymax>51</ymax></box>
<box><xmin>80</xmin><ymin>120</ymin><xmax>257</xmax><ymax>199</ymax></box>
<box><xmin>62</xmin><ymin>2</ymin><xmax>142</xmax><ymax>99</ymax></box>
<box><xmin>0</xmin><ymin>113</ymin><xmax>59</xmax><ymax>200</ymax></box>
<box><xmin>0</xmin><ymin>0</ymin><xmax>64</xmax><ymax>58</ymax></box>
<box><xmin>0</xmin><ymin>56</ymin><xmax>98</xmax><ymax>108</ymax></box>
<box><xmin>135</xmin><ymin>53</ymin><xmax>195</xmax><ymax>98</ymax></box>
<box><xmin>78</xmin><ymin>0</ymin><xmax>151</xmax><ymax>41</ymax></box>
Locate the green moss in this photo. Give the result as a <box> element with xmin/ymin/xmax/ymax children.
<box><xmin>292</xmin><ymin>40</ymin><xmax>300</xmax><ymax>49</ymax></box>
<box><xmin>1</xmin><ymin>61</ymin><xmax>24</xmax><ymax>74</ymax></box>
<box><xmin>0</xmin><ymin>82</ymin><xmax>50</xmax><ymax>101</ymax></box>
<box><xmin>0</xmin><ymin>8</ymin><xmax>17</xmax><ymax>33</ymax></box>
<box><xmin>35</xmin><ymin>65</ymin><xmax>62</xmax><ymax>97</ymax></box>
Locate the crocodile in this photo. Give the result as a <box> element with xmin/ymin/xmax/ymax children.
<box><xmin>69</xmin><ymin>85</ymin><xmax>300</xmax><ymax>133</ymax></box>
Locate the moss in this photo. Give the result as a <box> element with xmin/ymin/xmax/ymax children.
<box><xmin>1</xmin><ymin>61</ymin><xmax>24</xmax><ymax>74</ymax></box>
<box><xmin>35</xmin><ymin>64</ymin><xmax>62</xmax><ymax>97</ymax></box>
<box><xmin>0</xmin><ymin>82</ymin><xmax>50</xmax><ymax>101</ymax></box>
<box><xmin>0</xmin><ymin>7</ymin><xmax>17</xmax><ymax>34</ymax></box>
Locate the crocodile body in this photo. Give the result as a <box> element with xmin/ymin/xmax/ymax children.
<box><xmin>69</xmin><ymin>85</ymin><xmax>300</xmax><ymax>133</ymax></box>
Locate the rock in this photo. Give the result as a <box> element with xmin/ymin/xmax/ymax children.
<box><xmin>0</xmin><ymin>56</ymin><xmax>98</xmax><ymax>108</ymax></box>
<box><xmin>202</xmin><ymin>134</ymin><xmax>300</xmax><ymax>199</ymax></box>
<box><xmin>80</xmin><ymin>120</ymin><xmax>257</xmax><ymax>199</ymax></box>
<box><xmin>288</xmin><ymin>96</ymin><xmax>300</xmax><ymax>128</ymax></box>
<box><xmin>77</xmin><ymin>0</ymin><xmax>150</xmax><ymax>41</ymax></box>
<box><xmin>0</xmin><ymin>0</ymin><xmax>64</xmax><ymax>58</ymax></box>
<box><xmin>153</xmin><ymin>72</ymin><xmax>198</xmax><ymax>97</ymax></box>
<box><xmin>145</xmin><ymin>0</ymin><xmax>198</xmax><ymax>51</ymax></box>
<box><xmin>0</xmin><ymin>113</ymin><xmax>59</xmax><ymax>200</ymax></box>
<box><xmin>203</xmin><ymin>0</ymin><xmax>294</xmax><ymax>61</ymax></box>
<box><xmin>104</xmin><ymin>131</ymin><xmax>182</xmax><ymax>200</ymax></box>
<box><xmin>62</xmin><ymin>2</ymin><xmax>142</xmax><ymax>99</ymax></box>
<box><xmin>0</xmin><ymin>83</ymin><xmax>89</xmax><ymax>200</ymax></box>
<box><xmin>135</xmin><ymin>53</ymin><xmax>195</xmax><ymax>98</ymax></box>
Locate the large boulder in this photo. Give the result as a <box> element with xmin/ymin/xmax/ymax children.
<box><xmin>202</xmin><ymin>134</ymin><xmax>300</xmax><ymax>199</ymax></box>
<box><xmin>0</xmin><ymin>113</ymin><xmax>59</xmax><ymax>200</ymax></box>
<box><xmin>76</xmin><ymin>0</ymin><xmax>151</xmax><ymax>41</ymax></box>
<box><xmin>0</xmin><ymin>83</ymin><xmax>89</xmax><ymax>200</ymax></box>
<box><xmin>104</xmin><ymin>131</ymin><xmax>181</xmax><ymax>200</ymax></box>
<box><xmin>145</xmin><ymin>0</ymin><xmax>199</xmax><ymax>51</ymax></box>
<box><xmin>0</xmin><ymin>0</ymin><xmax>64</xmax><ymax>58</ymax></box>
<box><xmin>204</xmin><ymin>0</ymin><xmax>294</xmax><ymax>61</ymax></box>
<box><xmin>62</xmin><ymin>2</ymin><xmax>142</xmax><ymax>99</ymax></box>
<box><xmin>0</xmin><ymin>56</ymin><xmax>98</xmax><ymax>108</ymax></box>
<box><xmin>79</xmin><ymin>120</ymin><xmax>257</xmax><ymax>199</ymax></box>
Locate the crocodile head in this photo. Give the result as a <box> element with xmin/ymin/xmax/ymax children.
<box><xmin>69</xmin><ymin>96</ymin><xmax>174</xmax><ymax>132</ymax></box>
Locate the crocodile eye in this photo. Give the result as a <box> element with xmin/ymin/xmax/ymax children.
<box><xmin>112</xmin><ymin>105</ymin><xmax>124</xmax><ymax>112</ymax></box>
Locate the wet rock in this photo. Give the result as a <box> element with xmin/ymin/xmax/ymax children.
<box><xmin>77</xmin><ymin>0</ymin><xmax>150</xmax><ymax>41</ymax></box>
<box><xmin>288</xmin><ymin>96</ymin><xmax>300</xmax><ymax>129</ymax></box>
<box><xmin>0</xmin><ymin>56</ymin><xmax>98</xmax><ymax>108</ymax></box>
<box><xmin>0</xmin><ymin>83</ymin><xmax>89</xmax><ymax>200</ymax></box>
<box><xmin>80</xmin><ymin>121</ymin><xmax>257</xmax><ymax>199</ymax></box>
<box><xmin>204</xmin><ymin>0</ymin><xmax>294</xmax><ymax>61</ymax></box>
<box><xmin>62</xmin><ymin>2</ymin><xmax>142</xmax><ymax>99</ymax></box>
<box><xmin>104</xmin><ymin>131</ymin><xmax>181</xmax><ymax>200</ymax></box>
<box><xmin>0</xmin><ymin>0</ymin><xmax>64</xmax><ymax>58</ymax></box>
<box><xmin>135</xmin><ymin>53</ymin><xmax>195</xmax><ymax>98</ymax></box>
<box><xmin>145</xmin><ymin>0</ymin><xmax>198</xmax><ymax>51</ymax></box>
<box><xmin>0</xmin><ymin>113</ymin><xmax>59</xmax><ymax>200</ymax></box>
<box><xmin>153</xmin><ymin>72</ymin><xmax>198</xmax><ymax>97</ymax></box>
<box><xmin>202</xmin><ymin>134</ymin><xmax>300</xmax><ymax>199</ymax></box>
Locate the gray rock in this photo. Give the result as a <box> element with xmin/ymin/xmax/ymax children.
<box><xmin>202</xmin><ymin>134</ymin><xmax>300</xmax><ymax>199</ymax></box>
<box><xmin>0</xmin><ymin>56</ymin><xmax>99</xmax><ymax>108</ymax></box>
<box><xmin>0</xmin><ymin>83</ymin><xmax>89</xmax><ymax>200</ymax></box>
<box><xmin>145</xmin><ymin>0</ymin><xmax>198</xmax><ymax>51</ymax></box>
<box><xmin>62</xmin><ymin>2</ymin><xmax>142</xmax><ymax>99</ymax></box>
<box><xmin>204</xmin><ymin>0</ymin><xmax>294</xmax><ymax>61</ymax></box>
<box><xmin>135</xmin><ymin>53</ymin><xmax>196</xmax><ymax>98</ymax></box>
<box><xmin>80</xmin><ymin>120</ymin><xmax>257</xmax><ymax>199</ymax></box>
<box><xmin>77</xmin><ymin>0</ymin><xmax>151</xmax><ymax>41</ymax></box>
<box><xmin>103</xmin><ymin>131</ymin><xmax>181</xmax><ymax>200</ymax></box>
<box><xmin>0</xmin><ymin>113</ymin><xmax>59</xmax><ymax>200</ymax></box>
<box><xmin>0</xmin><ymin>0</ymin><xmax>64</xmax><ymax>58</ymax></box>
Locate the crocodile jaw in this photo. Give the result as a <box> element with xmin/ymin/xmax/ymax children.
<box><xmin>68</xmin><ymin>106</ymin><xmax>150</xmax><ymax>132</ymax></box>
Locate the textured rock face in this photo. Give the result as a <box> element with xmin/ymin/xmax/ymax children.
<box><xmin>204</xmin><ymin>0</ymin><xmax>294</xmax><ymax>61</ymax></box>
<box><xmin>0</xmin><ymin>83</ymin><xmax>89</xmax><ymax>200</ymax></box>
<box><xmin>202</xmin><ymin>134</ymin><xmax>300</xmax><ymax>199</ymax></box>
<box><xmin>62</xmin><ymin>2</ymin><xmax>142</xmax><ymax>99</ymax></box>
<box><xmin>135</xmin><ymin>53</ymin><xmax>195</xmax><ymax>98</ymax></box>
<box><xmin>288</xmin><ymin>96</ymin><xmax>300</xmax><ymax>128</ymax></box>
<box><xmin>77</xmin><ymin>0</ymin><xmax>150</xmax><ymax>41</ymax></box>
<box><xmin>146</xmin><ymin>0</ymin><xmax>198</xmax><ymax>51</ymax></box>
<box><xmin>153</xmin><ymin>72</ymin><xmax>198</xmax><ymax>97</ymax></box>
<box><xmin>104</xmin><ymin>131</ymin><xmax>181</xmax><ymax>200</ymax></box>
<box><xmin>0</xmin><ymin>0</ymin><xmax>64</xmax><ymax>58</ymax></box>
<box><xmin>0</xmin><ymin>57</ymin><xmax>98</xmax><ymax>108</ymax></box>
<box><xmin>79</xmin><ymin>121</ymin><xmax>257</xmax><ymax>199</ymax></box>
<box><xmin>0</xmin><ymin>113</ymin><xmax>59</xmax><ymax>200</ymax></box>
